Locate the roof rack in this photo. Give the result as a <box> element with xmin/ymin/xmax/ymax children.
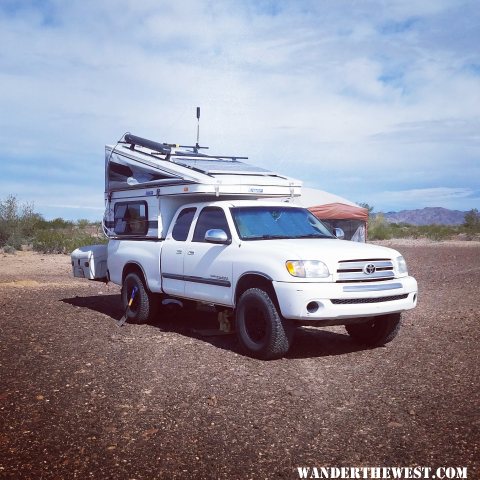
<box><xmin>105</xmin><ymin>131</ymin><xmax>301</xmax><ymax>200</ymax></box>
<box><xmin>123</xmin><ymin>133</ymin><xmax>248</xmax><ymax>161</ymax></box>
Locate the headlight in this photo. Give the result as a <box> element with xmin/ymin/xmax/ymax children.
<box><xmin>396</xmin><ymin>256</ymin><xmax>408</xmax><ymax>275</ymax></box>
<box><xmin>286</xmin><ymin>260</ymin><xmax>330</xmax><ymax>278</ymax></box>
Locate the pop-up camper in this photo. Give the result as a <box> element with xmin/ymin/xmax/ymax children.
<box><xmin>103</xmin><ymin>133</ymin><xmax>302</xmax><ymax>239</ymax></box>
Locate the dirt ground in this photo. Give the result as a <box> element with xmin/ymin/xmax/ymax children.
<box><xmin>0</xmin><ymin>242</ymin><xmax>479</xmax><ymax>479</ymax></box>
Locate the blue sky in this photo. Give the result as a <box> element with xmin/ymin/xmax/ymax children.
<box><xmin>0</xmin><ymin>0</ymin><xmax>479</xmax><ymax>220</ymax></box>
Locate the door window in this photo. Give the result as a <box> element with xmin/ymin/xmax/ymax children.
<box><xmin>171</xmin><ymin>208</ymin><xmax>196</xmax><ymax>241</ymax></box>
<box><xmin>192</xmin><ymin>207</ymin><xmax>231</xmax><ymax>243</ymax></box>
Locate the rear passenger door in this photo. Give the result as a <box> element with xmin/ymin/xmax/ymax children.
<box><xmin>161</xmin><ymin>207</ymin><xmax>196</xmax><ymax>296</ymax></box>
<box><xmin>183</xmin><ymin>207</ymin><xmax>234</xmax><ymax>305</ymax></box>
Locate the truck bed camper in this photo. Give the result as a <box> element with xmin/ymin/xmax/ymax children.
<box><xmin>72</xmin><ymin>130</ymin><xmax>417</xmax><ymax>359</ymax></box>
<box><xmin>103</xmin><ymin>133</ymin><xmax>302</xmax><ymax>240</ymax></box>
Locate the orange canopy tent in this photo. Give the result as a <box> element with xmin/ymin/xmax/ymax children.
<box><xmin>288</xmin><ymin>188</ymin><xmax>369</xmax><ymax>241</ymax></box>
<box><xmin>308</xmin><ymin>202</ymin><xmax>368</xmax><ymax>222</ymax></box>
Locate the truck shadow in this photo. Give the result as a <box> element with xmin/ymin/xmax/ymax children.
<box><xmin>62</xmin><ymin>294</ymin><xmax>369</xmax><ymax>360</ymax></box>
<box><xmin>286</xmin><ymin>327</ymin><xmax>367</xmax><ymax>359</ymax></box>
<box><xmin>62</xmin><ymin>293</ymin><xmax>124</xmax><ymax>319</ymax></box>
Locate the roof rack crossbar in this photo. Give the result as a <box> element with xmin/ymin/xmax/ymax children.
<box><xmin>171</xmin><ymin>153</ymin><xmax>248</xmax><ymax>161</ymax></box>
<box><xmin>123</xmin><ymin>133</ymin><xmax>248</xmax><ymax>162</ymax></box>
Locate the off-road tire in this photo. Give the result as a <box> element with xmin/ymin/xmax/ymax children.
<box><xmin>345</xmin><ymin>313</ymin><xmax>401</xmax><ymax>346</ymax></box>
<box><xmin>236</xmin><ymin>288</ymin><xmax>294</xmax><ymax>360</ymax></box>
<box><xmin>121</xmin><ymin>272</ymin><xmax>157</xmax><ymax>324</ymax></box>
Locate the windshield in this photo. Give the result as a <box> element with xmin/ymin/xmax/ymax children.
<box><xmin>230</xmin><ymin>206</ymin><xmax>335</xmax><ymax>240</ymax></box>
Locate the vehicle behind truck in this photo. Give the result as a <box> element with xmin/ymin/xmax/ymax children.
<box><xmin>72</xmin><ymin>133</ymin><xmax>417</xmax><ymax>359</ymax></box>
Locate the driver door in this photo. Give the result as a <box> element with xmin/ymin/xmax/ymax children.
<box><xmin>183</xmin><ymin>206</ymin><xmax>234</xmax><ymax>305</ymax></box>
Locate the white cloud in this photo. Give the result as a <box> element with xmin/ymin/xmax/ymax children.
<box><xmin>0</xmin><ymin>0</ymin><xmax>479</xmax><ymax>219</ymax></box>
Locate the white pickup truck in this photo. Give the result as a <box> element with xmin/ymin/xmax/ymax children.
<box><xmin>72</xmin><ymin>133</ymin><xmax>417</xmax><ymax>359</ymax></box>
<box><xmin>101</xmin><ymin>199</ymin><xmax>417</xmax><ymax>359</ymax></box>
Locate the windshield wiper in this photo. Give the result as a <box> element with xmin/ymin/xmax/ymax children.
<box><xmin>242</xmin><ymin>233</ymin><xmax>333</xmax><ymax>240</ymax></box>
<box><xmin>244</xmin><ymin>234</ymin><xmax>292</xmax><ymax>240</ymax></box>
<box><xmin>295</xmin><ymin>233</ymin><xmax>332</xmax><ymax>239</ymax></box>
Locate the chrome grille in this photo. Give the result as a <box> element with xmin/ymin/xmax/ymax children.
<box><xmin>336</xmin><ymin>258</ymin><xmax>394</xmax><ymax>283</ymax></box>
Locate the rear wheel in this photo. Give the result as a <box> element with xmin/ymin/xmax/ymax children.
<box><xmin>345</xmin><ymin>313</ymin><xmax>401</xmax><ymax>346</ymax></box>
<box><xmin>121</xmin><ymin>272</ymin><xmax>157</xmax><ymax>324</ymax></box>
<box><xmin>236</xmin><ymin>288</ymin><xmax>294</xmax><ymax>360</ymax></box>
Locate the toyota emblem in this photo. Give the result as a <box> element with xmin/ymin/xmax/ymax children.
<box><xmin>363</xmin><ymin>263</ymin><xmax>376</xmax><ymax>275</ymax></box>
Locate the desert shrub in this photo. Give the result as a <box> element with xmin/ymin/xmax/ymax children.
<box><xmin>32</xmin><ymin>230</ymin><xmax>107</xmax><ymax>254</ymax></box>
<box><xmin>0</xmin><ymin>195</ymin><xmax>44</xmax><ymax>249</ymax></box>
<box><xmin>47</xmin><ymin>217</ymin><xmax>75</xmax><ymax>229</ymax></box>
<box><xmin>0</xmin><ymin>195</ymin><xmax>19</xmax><ymax>246</ymax></box>
<box><xmin>417</xmin><ymin>224</ymin><xmax>455</xmax><ymax>240</ymax></box>
<box><xmin>357</xmin><ymin>202</ymin><xmax>374</xmax><ymax>216</ymax></box>
<box><xmin>385</xmin><ymin>222</ymin><xmax>414</xmax><ymax>239</ymax></box>
<box><xmin>0</xmin><ymin>194</ymin><xmax>106</xmax><ymax>253</ymax></box>
<box><xmin>4</xmin><ymin>232</ymin><xmax>24</xmax><ymax>250</ymax></box>
<box><xmin>464</xmin><ymin>209</ymin><xmax>480</xmax><ymax>232</ymax></box>
<box><xmin>421</xmin><ymin>224</ymin><xmax>457</xmax><ymax>239</ymax></box>
<box><xmin>76</xmin><ymin>219</ymin><xmax>91</xmax><ymax>229</ymax></box>
<box><xmin>368</xmin><ymin>221</ymin><xmax>460</xmax><ymax>241</ymax></box>
<box><xmin>368</xmin><ymin>214</ymin><xmax>392</xmax><ymax>240</ymax></box>
<box><xmin>2</xmin><ymin>245</ymin><xmax>17</xmax><ymax>254</ymax></box>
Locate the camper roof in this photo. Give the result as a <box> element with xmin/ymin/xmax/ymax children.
<box><xmin>105</xmin><ymin>133</ymin><xmax>302</xmax><ymax>198</ymax></box>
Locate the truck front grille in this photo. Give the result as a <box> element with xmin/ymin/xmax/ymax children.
<box><xmin>336</xmin><ymin>259</ymin><xmax>394</xmax><ymax>282</ymax></box>
<box><xmin>331</xmin><ymin>294</ymin><xmax>408</xmax><ymax>304</ymax></box>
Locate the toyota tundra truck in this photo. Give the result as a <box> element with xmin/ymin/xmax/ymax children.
<box><xmin>101</xmin><ymin>199</ymin><xmax>417</xmax><ymax>359</ymax></box>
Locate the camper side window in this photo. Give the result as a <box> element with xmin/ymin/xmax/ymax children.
<box><xmin>114</xmin><ymin>201</ymin><xmax>148</xmax><ymax>236</ymax></box>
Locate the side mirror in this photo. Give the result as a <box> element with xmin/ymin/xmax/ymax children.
<box><xmin>334</xmin><ymin>228</ymin><xmax>345</xmax><ymax>240</ymax></box>
<box><xmin>205</xmin><ymin>229</ymin><xmax>230</xmax><ymax>244</ymax></box>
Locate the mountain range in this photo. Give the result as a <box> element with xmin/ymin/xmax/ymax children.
<box><xmin>378</xmin><ymin>207</ymin><xmax>467</xmax><ymax>226</ymax></box>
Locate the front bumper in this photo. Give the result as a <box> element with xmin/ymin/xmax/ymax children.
<box><xmin>273</xmin><ymin>276</ymin><xmax>418</xmax><ymax>322</ymax></box>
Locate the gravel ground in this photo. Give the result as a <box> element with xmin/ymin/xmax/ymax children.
<box><xmin>0</xmin><ymin>243</ymin><xmax>479</xmax><ymax>479</ymax></box>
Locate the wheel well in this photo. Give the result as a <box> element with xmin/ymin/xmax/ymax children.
<box><xmin>122</xmin><ymin>263</ymin><xmax>146</xmax><ymax>285</ymax></box>
<box><xmin>235</xmin><ymin>274</ymin><xmax>279</xmax><ymax>307</ymax></box>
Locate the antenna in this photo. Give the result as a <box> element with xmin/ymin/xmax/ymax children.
<box><xmin>195</xmin><ymin>106</ymin><xmax>200</xmax><ymax>152</ymax></box>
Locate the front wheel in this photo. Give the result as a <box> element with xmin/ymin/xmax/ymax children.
<box><xmin>121</xmin><ymin>272</ymin><xmax>157</xmax><ymax>324</ymax></box>
<box><xmin>345</xmin><ymin>313</ymin><xmax>401</xmax><ymax>346</ymax></box>
<box><xmin>236</xmin><ymin>288</ymin><xmax>294</xmax><ymax>360</ymax></box>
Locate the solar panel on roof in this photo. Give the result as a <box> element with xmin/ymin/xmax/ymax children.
<box><xmin>171</xmin><ymin>157</ymin><xmax>275</xmax><ymax>176</ymax></box>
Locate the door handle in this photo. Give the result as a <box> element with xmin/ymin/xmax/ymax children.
<box><xmin>187</xmin><ymin>251</ymin><xmax>195</xmax><ymax>255</ymax></box>
<box><xmin>176</xmin><ymin>249</ymin><xmax>182</xmax><ymax>254</ymax></box>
